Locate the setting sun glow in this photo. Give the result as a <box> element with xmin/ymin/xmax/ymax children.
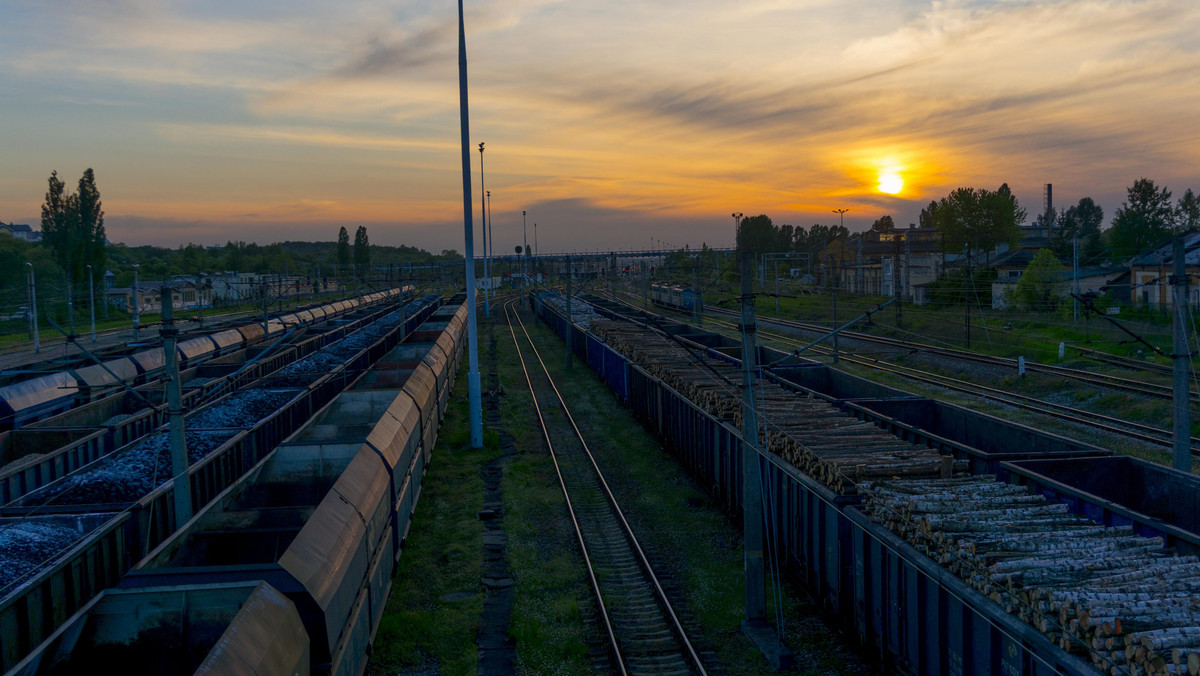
<box><xmin>877</xmin><ymin>173</ymin><xmax>904</xmax><ymax>194</ymax></box>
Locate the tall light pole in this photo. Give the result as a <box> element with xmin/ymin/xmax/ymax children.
<box><xmin>487</xmin><ymin>189</ymin><xmax>494</xmax><ymax>301</ymax></box>
<box><xmin>86</xmin><ymin>264</ymin><xmax>95</xmax><ymax>343</ymax></box>
<box><xmin>832</xmin><ymin>209</ymin><xmax>849</xmax><ymax>293</ymax></box>
<box><xmin>534</xmin><ymin>222</ymin><xmax>538</xmax><ymax>256</ymax></box>
<box><xmin>522</xmin><ymin>210</ymin><xmax>529</xmax><ymax>287</ymax></box>
<box><xmin>458</xmin><ymin>0</ymin><xmax>483</xmax><ymax>448</ymax></box>
<box><xmin>132</xmin><ymin>264</ymin><xmax>141</xmax><ymax>339</ymax></box>
<box><xmin>26</xmin><ymin>262</ymin><xmax>38</xmax><ymax>353</ymax></box>
<box><xmin>478</xmin><ymin>141</ymin><xmax>489</xmax><ymax>319</ymax></box>
<box><xmin>832</xmin><ymin>208</ymin><xmax>849</xmax><ymax>228</ymax></box>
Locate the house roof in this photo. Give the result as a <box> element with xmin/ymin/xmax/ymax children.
<box><xmin>1129</xmin><ymin>229</ymin><xmax>1200</xmax><ymax>266</ymax></box>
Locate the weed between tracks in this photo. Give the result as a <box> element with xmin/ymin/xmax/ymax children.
<box><xmin>371</xmin><ymin>304</ymin><xmax>872</xmax><ymax>675</ymax></box>
<box><xmin>519</xmin><ymin>309</ymin><xmax>871</xmax><ymax>675</ymax></box>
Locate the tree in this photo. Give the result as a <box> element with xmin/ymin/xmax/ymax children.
<box><xmin>918</xmin><ymin>201</ymin><xmax>938</xmax><ymax>229</ymax></box>
<box><xmin>75</xmin><ymin>168</ymin><xmax>106</xmax><ymax>281</ymax></box>
<box><xmin>336</xmin><ymin>226</ymin><xmax>350</xmax><ymax>276</ymax></box>
<box><xmin>870</xmin><ymin>215</ymin><xmax>895</xmax><ymax>232</ymax></box>
<box><xmin>353</xmin><ymin>226</ymin><xmax>370</xmax><ymax>280</ymax></box>
<box><xmin>930</xmin><ymin>185</ymin><xmax>1024</xmax><ymax>266</ymax></box>
<box><xmin>1051</xmin><ymin>197</ymin><xmax>1104</xmax><ymax>260</ymax></box>
<box><xmin>41</xmin><ymin>169</ymin><xmax>107</xmax><ymax>314</ymax></box>
<box><xmin>1177</xmin><ymin>188</ymin><xmax>1200</xmax><ymax>231</ymax></box>
<box><xmin>1012</xmin><ymin>249</ymin><xmax>1064</xmax><ymax>311</ymax></box>
<box><xmin>735</xmin><ymin>214</ymin><xmax>777</xmax><ymax>255</ymax></box>
<box><xmin>980</xmin><ymin>183</ymin><xmax>1027</xmax><ymax>262</ymax></box>
<box><xmin>1109</xmin><ymin>178</ymin><xmax>1175</xmax><ymax>260</ymax></box>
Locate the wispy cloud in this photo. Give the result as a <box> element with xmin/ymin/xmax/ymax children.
<box><xmin>1</xmin><ymin>0</ymin><xmax>1199</xmax><ymax>248</ymax></box>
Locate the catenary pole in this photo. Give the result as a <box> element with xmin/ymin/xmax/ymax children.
<box><xmin>1172</xmin><ymin>236</ymin><xmax>1191</xmax><ymax>472</ymax></box>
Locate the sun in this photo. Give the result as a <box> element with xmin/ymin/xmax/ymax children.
<box><xmin>877</xmin><ymin>173</ymin><xmax>904</xmax><ymax>194</ymax></box>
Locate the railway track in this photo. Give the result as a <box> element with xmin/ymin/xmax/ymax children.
<box><xmin>704</xmin><ymin>306</ymin><xmax>1194</xmax><ymax>406</ymax></box>
<box><xmin>608</xmin><ymin>287</ymin><xmax>1187</xmax><ymax>404</ymax></box>
<box><xmin>697</xmin><ymin>314</ymin><xmax>1200</xmax><ymax>456</ymax></box>
<box><xmin>602</xmin><ymin>290</ymin><xmax>1196</xmax><ymax>456</ymax></box>
<box><xmin>504</xmin><ymin>298</ymin><xmax>707</xmax><ymax>676</ymax></box>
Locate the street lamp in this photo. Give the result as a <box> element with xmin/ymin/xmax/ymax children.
<box><xmin>478</xmin><ymin>141</ymin><xmax>489</xmax><ymax>318</ymax></box>
<box><xmin>86</xmin><ymin>264</ymin><xmax>95</xmax><ymax>343</ymax></box>
<box><xmin>522</xmin><ymin>210</ymin><xmax>529</xmax><ymax>287</ymax></box>
<box><xmin>132</xmin><ymin>264</ymin><xmax>141</xmax><ymax>339</ymax></box>
<box><xmin>832</xmin><ymin>208</ymin><xmax>849</xmax><ymax>228</ymax></box>
<box><xmin>26</xmin><ymin>262</ymin><xmax>38</xmax><ymax>353</ymax></box>
<box><xmin>486</xmin><ymin>189</ymin><xmax>494</xmax><ymax>301</ymax></box>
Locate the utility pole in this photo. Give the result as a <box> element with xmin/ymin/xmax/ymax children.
<box><xmin>1172</xmin><ymin>236</ymin><xmax>1192</xmax><ymax>472</ymax></box>
<box><xmin>1073</xmin><ymin>234</ymin><xmax>1080</xmax><ymax>323</ymax></box>
<box><xmin>737</xmin><ymin>251</ymin><xmax>790</xmax><ymax>667</ymax></box>
<box><xmin>738</xmin><ymin>251</ymin><xmax>765</xmax><ymax>628</ymax></box>
<box><xmin>26</xmin><ymin>263</ymin><xmax>39</xmax><ymax>353</ymax></box>
<box><xmin>609</xmin><ymin>252</ymin><xmax>616</xmax><ymax>299</ymax></box>
<box><xmin>964</xmin><ymin>247</ymin><xmax>972</xmax><ymax>349</ymax></box>
<box><xmin>565</xmin><ymin>255</ymin><xmax>573</xmax><ymax>371</ymax></box>
<box><xmin>160</xmin><ymin>285</ymin><xmax>192</xmax><ymax>525</ymax></box>
<box><xmin>832</xmin><ymin>263</ymin><xmax>839</xmax><ymax>364</ymax></box>
<box><xmin>132</xmin><ymin>264</ymin><xmax>141</xmax><ymax>340</ymax></box>
<box><xmin>87</xmin><ymin>265</ymin><xmax>96</xmax><ymax>343</ymax></box>
<box><xmin>856</xmin><ymin>236</ymin><xmax>863</xmax><ymax>295</ymax></box>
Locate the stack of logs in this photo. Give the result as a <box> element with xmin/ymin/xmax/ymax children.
<box><xmin>862</xmin><ymin>476</ymin><xmax>1200</xmax><ymax>675</ymax></box>
<box><xmin>590</xmin><ymin>320</ymin><xmax>967</xmax><ymax>494</ymax></box>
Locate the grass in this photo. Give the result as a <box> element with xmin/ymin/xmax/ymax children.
<box><xmin>492</xmin><ymin>312</ymin><xmax>595</xmax><ymax>675</ymax></box>
<box><xmin>519</xmin><ymin>309</ymin><xmax>870</xmax><ymax>674</ymax></box>
<box><xmin>367</xmin><ymin>370</ymin><xmax>497</xmax><ymax>676</ymax></box>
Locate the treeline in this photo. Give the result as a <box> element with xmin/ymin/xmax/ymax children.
<box><xmin>734</xmin><ymin>177</ymin><xmax>1199</xmax><ymax>269</ymax></box>
<box><xmin>0</xmin><ymin>169</ymin><xmax>462</xmax><ymax>300</ymax></box>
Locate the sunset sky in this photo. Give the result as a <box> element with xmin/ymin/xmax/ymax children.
<box><xmin>1</xmin><ymin>0</ymin><xmax>1198</xmax><ymax>254</ymax></box>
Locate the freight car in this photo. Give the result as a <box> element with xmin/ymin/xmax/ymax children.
<box><xmin>0</xmin><ymin>287</ymin><xmax>412</xmax><ymax>430</ymax></box>
<box><xmin>4</xmin><ymin>297</ymin><xmax>467</xmax><ymax>675</ymax></box>
<box><xmin>0</xmin><ymin>292</ymin><xmax>442</xmax><ymax>674</ymax></box>
<box><xmin>648</xmin><ymin>282</ymin><xmax>701</xmax><ymax>313</ymax></box>
<box><xmin>536</xmin><ymin>293</ymin><xmax>1200</xmax><ymax>676</ymax></box>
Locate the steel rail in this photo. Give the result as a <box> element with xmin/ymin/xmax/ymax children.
<box><xmin>702</xmin><ymin>305</ymin><xmax>1193</xmax><ymax>405</ymax></box>
<box><xmin>699</xmin><ymin>315</ymin><xmax>1200</xmax><ymax>456</ymax></box>
<box><xmin>504</xmin><ymin>297</ymin><xmax>708</xmax><ymax>676</ymax></box>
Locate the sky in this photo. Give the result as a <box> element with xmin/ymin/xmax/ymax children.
<box><xmin>1</xmin><ymin>0</ymin><xmax>1198</xmax><ymax>254</ymax></box>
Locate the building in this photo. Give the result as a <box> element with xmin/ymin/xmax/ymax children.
<box><xmin>106</xmin><ymin>280</ymin><xmax>213</xmax><ymax>314</ymax></box>
<box><xmin>1126</xmin><ymin>231</ymin><xmax>1200</xmax><ymax>308</ymax></box>
<box><xmin>0</xmin><ymin>222</ymin><xmax>40</xmax><ymax>242</ymax></box>
<box><xmin>837</xmin><ymin>225</ymin><xmax>957</xmax><ymax>301</ymax></box>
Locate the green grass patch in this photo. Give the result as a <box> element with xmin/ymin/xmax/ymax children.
<box><xmin>367</xmin><ymin>368</ymin><xmax>496</xmax><ymax>676</ymax></box>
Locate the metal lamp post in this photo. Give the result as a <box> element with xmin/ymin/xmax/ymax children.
<box><xmin>484</xmin><ymin>192</ymin><xmax>489</xmax><ymax>302</ymax></box>
<box><xmin>478</xmin><ymin>141</ymin><xmax>489</xmax><ymax>319</ymax></box>
<box><xmin>522</xmin><ymin>210</ymin><xmax>528</xmax><ymax>287</ymax></box>
<box><xmin>86</xmin><ymin>264</ymin><xmax>95</xmax><ymax>343</ymax></box>
<box><xmin>458</xmin><ymin>0</ymin><xmax>483</xmax><ymax>448</ymax></box>
<box><xmin>26</xmin><ymin>262</ymin><xmax>38</xmax><ymax>353</ymax></box>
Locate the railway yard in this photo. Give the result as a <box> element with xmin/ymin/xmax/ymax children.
<box><xmin>0</xmin><ymin>282</ymin><xmax>1198</xmax><ymax>675</ymax></box>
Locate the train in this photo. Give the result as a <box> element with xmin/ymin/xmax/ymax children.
<box><xmin>648</xmin><ymin>282</ymin><xmax>701</xmax><ymax>313</ymax></box>
<box><xmin>536</xmin><ymin>292</ymin><xmax>1200</xmax><ymax>676</ymax></box>
<box><xmin>0</xmin><ymin>288</ymin><xmax>412</xmax><ymax>430</ymax></box>
<box><xmin>0</xmin><ymin>294</ymin><xmax>465</xmax><ymax>675</ymax></box>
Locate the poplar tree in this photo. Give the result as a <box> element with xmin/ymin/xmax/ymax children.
<box><xmin>353</xmin><ymin>226</ymin><xmax>370</xmax><ymax>280</ymax></box>
<box><xmin>336</xmin><ymin>226</ymin><xmax>350</xmax><ymax>278</ymax></box>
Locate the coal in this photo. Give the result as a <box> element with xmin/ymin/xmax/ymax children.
<box><xmin>27</xmin><ymin>429</ymin><xmax>239</xmax><ymax>506</ymax></box>
<box><xmin>0</xmin><ymin>520</ymin><xmax>96</xmax><ymax>597</ymax></box>
<box><xmin>188</xmin><ymin>389</ymin><xmax>298</xmax><ymax>429</ymax></box>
